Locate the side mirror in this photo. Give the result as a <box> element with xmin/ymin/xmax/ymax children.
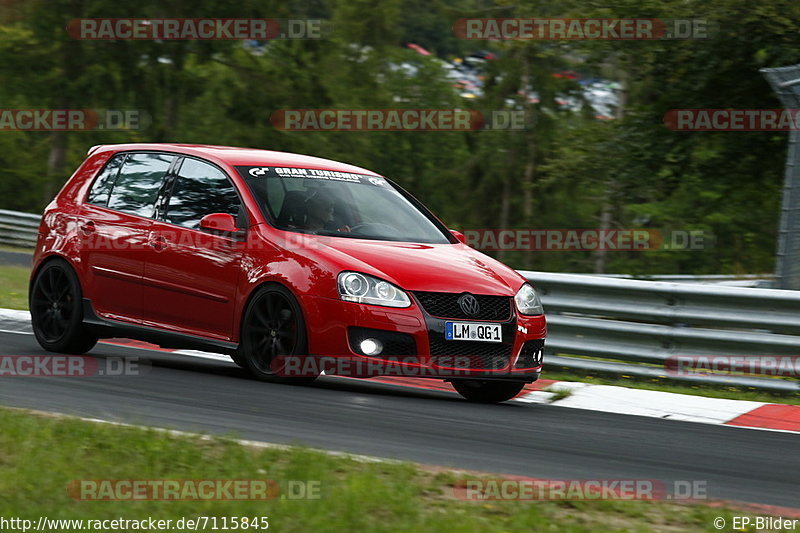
<box><xmin>199</xmin><ymin>213</ymin><xmax>238</xmax><ymax>233</ymax></box>
<box><xmin>450</xmin><ymin>229</ymin><xmax>467</xmax><ymax>245</ymax></box>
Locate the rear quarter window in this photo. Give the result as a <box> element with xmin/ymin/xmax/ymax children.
<box><xmin>106</xmin><ymin>153</ymin><xmax>175</xmax><ymax>218</ymax></box>
<box><xmin>86</xmin><ymin>154</ymin><xmax>126</xmax><ymax>207</ymax></box>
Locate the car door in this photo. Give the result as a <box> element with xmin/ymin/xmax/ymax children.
<box><xmin>142</xmin><ymin>156</ymin><xmax>244</xmax><ymax>341</ymax></box>
<box><xmin>78</xmin><ymin>152</ymin><xmax>176</xmax><ymax>323</ymax></box>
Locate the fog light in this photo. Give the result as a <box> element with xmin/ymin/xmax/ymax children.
<box><xmin>359</xmin><ymin>338</ymin><xmax>383</xmax><ymax>356</ymax></box>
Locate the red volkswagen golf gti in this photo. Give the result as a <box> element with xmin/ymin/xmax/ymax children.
<box><xmin>29</xmin><ymin>144</ymin><xmax>546</xmax><ymax>402</ymax></box>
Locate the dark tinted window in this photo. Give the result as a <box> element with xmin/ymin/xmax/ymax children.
<box><xmin>86</xmin><ymin>154</ymin><xmax>125</xmax><ymax>207</ymax></box>
<box><xmin>241</xmin><ymin>167</ymin><xmax>449</xmax><ymax>244</ymax></box>
<box><xmin>165</xmin><ymin>158</ymin><xmax>241</xmax><ymax>230</ymax></box>
<box><xmin>107</xmin><ymin>153</ymin><xmax>175</xmax><ymax>218</ymax></box>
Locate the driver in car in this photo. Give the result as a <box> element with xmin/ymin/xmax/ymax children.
<box><xmin>304</xmin><ymin>190</ymin><xmax>350</xmax><ymax>233</ymax></box>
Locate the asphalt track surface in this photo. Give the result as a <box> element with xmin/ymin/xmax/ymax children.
<box><xmin>0</xmin><ymin>331</ymin><xmax>798</xmax><ymax>509</ymax></box>
<box><xmin>0</xmin><ymin>250</ymin><xmax>32</xmax><ymax>267</ymax></box>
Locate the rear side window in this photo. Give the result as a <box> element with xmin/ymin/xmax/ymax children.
<box><xmin>107</xmin><ymin>153</ymin><xmax>175</xmax><ymax>218</ymax></box>
<box><xmin>86</xmin><ymin>154</ymin><xmax>126</xmax><ymax>207</ymax></box>
<box><xmin>164</xmin><ymin>158</ymin><xmax>241</xmax><ymax>230</ymax></box>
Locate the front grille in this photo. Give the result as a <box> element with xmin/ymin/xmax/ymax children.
<box><xmin>414</xmin><ymin>292</ymin><xmax>511</xmax><ymax>321</ymax></box>
<box><xmin>348</xmin><ymin>327</ymin><xmax>417</xmax><ymax>361</ymax></box>
<box><xmin>428</xmin><ymin>339</ymin><xmax>512</xmax><ymax>370</ymax></box>
<box><xmin>516</xmin><ymin>339</ymin><xmax>544</xmax><ymax>368</ymax></box>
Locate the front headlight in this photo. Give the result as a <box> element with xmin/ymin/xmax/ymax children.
<box><xmin>337</xmin><ymin>272</ymin><xmax>411</xmax><ymax>308</ymax></box>
<box><xmin>514</xmin><ymin>283</ymin><xmax>543</xmax><ymax>315</ymax></box>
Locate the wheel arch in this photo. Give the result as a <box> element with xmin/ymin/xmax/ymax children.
<box><xmin>236</xmin><ymin>278</ymin><xmax>310</xmax><ymax>343</ymax></box>
<box><xmin>29</xmin><ymin>253</ymin><xmax>83</xmax><ymax>302</ymax></box>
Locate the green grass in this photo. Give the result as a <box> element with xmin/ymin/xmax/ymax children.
<box><xmin>0</xmin><ymin>264</ymin><xmax>30</xmax><ymax>310</ymax></box>
<box><xmin>0</xmin><ymin>407</ymin><xmax>762</xmax><ymax>532</ymax></box>
<box><xmin>544</xmin><ymin>369</ymin><xmax>800</xmax><ymax>405</ymax></box>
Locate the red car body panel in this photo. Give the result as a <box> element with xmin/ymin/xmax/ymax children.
<box><xmin>142</xmin><ymin>220</ymin><xmax>242</xmax><ymax>340</ymax></box>
<box><xmin>32</xmin><ymin>143</ymin><xmax>546</xmax><ymax>379</ymax></box>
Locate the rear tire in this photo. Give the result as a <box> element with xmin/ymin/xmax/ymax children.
<box><xmin>239</xmin><ymin>284</ymin><xmax>318</xmax><ymax>384</ymax></box>
<box><xmin>30</xmin><ymin>259</ymin><xmax>98</xmax><ymax>354</ymax></box>
<box><xmin>451</xmin><ymin>380</ymin><xmax>526</xmax><ymax>403</ymax></box>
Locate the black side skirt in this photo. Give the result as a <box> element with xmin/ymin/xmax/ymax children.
<box><xmin>82</xmin><ymin>299</ymin><xmax>239</xmax><ymax>355</ymax></box>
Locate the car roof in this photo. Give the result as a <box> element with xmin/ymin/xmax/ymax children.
<box><xmin>92</xmin><ymin>143</ymin><xmax>382</xmax><ymax>176</ymax></box>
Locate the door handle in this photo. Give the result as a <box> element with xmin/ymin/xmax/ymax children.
<box><xmin>80</xmin><ymin>221</ymin><xmax>96</xmax><ymax>235</ymax></box>
<box><xmin>150</xmin><ymin>235</ymin><xmax>167</xmax><ymax>252</ymax></box>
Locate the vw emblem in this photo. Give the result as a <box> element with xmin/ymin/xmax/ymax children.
<box><xmin>458</xmin><ymin>294</ymin><xmax>480</xmax><ymax>317</ymax></box>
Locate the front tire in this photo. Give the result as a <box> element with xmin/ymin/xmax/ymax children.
<box><xmin>451</xmin><ymin>380</ymin><xmax>526</xmax><ymax>403</ymax></box>
<box><xmin>239</xmin><ymin>284</ymin><xmax>318</xmax><ymax>384</ymax></box>
<box><xmin>30</xmin><ymin>259</ymin><xmax>98</xmax><ymax>354</ymax></box>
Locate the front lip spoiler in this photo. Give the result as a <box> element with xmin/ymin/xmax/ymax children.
<box><xmin>444</xmin><ymin>374</ymin><xmax>541</xmax><ymax>383</ymax></box>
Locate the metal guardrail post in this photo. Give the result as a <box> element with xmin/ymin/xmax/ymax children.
<box><xmin>761</xmin><ymin>64</ymin><xmax>800</xmax><ymax>290</ymax></box>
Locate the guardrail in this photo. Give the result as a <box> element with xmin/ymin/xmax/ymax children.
<box><xmin>0</xmin><ymin>209</ymin><xmax>41</xmax><ymax>248</ymax></box>
<box><xmin>0</xmin><ymin>209</ymin><xmax>796</xmax><ymax>391</ymax></box>
<box><xmin>522</xmin><ymin>271</ymin><xmax>800</xmax><ymax>392</ymax></box>
<box><xmin>579</xmin><ymin>273</ymin><xmax>775</xmax><ymax>288</ymax></box>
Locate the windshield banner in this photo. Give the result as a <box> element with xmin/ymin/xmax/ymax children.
<box><xmin>236</xmin><ymin>165</ymin><xmax>389</xmax><ymax>186</ymax></box>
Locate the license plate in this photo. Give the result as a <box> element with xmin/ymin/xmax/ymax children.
<box><xmin>445</xmin><ymin>322</ymin><xmax>502</xmax><ymax>343</ymax></box>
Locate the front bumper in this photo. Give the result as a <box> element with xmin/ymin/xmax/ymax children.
<box><xmin>301</xmin><ymin>293</ymin><xmax>546</xmax><ymax>380</ymax></box>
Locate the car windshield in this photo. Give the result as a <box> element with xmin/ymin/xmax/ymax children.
<box><xmin>238</xmin><ymin>166</ymin><xmax>451</xmax><ymax>244</ymax></box>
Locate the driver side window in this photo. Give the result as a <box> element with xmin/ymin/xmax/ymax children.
<box><xmin>165</xmin><ymin>158</ymin><xmax>242</xmax><ymax>230</ymax></box>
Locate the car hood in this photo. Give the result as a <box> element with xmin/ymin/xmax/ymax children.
<box><xmin>309</xmin><ymin>237</ymin><xmax>525</xmax><ymax>295</ymax></box>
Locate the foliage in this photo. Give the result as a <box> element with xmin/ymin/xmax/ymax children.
<box><xmin>1</xmin><ymin>0</ymin><xmax>798</xmax><ymax>274</ymax></box>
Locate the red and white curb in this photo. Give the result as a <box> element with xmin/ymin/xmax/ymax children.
<box><xmin>521</xmin><ymin>382</ymin><xmax>800</xmax><ymax>433</ymax></box>
<box><xmin>2</xmin><ymin>309</ymin><xmax>798</xmax><ymax>434</ymax></box>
